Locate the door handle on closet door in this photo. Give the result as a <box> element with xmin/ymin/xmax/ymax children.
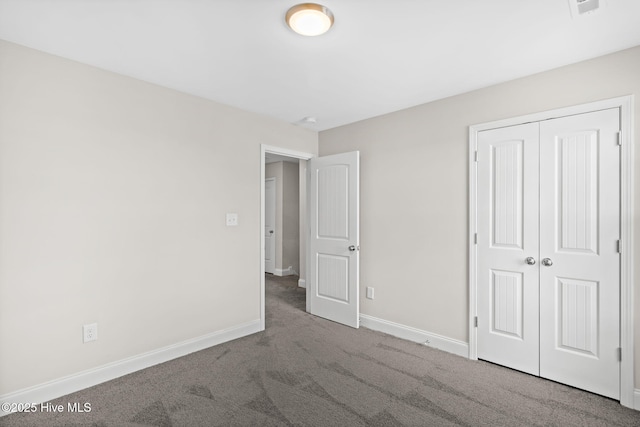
<box><xmin>525</xmin><ymin>257</ymin><xmax>536</xmax><ymax>265</ymax></box>
<box><xmin>541</xmin><ymin>258</ymin><xmax>553</xmax><ymax>267</ymax></box>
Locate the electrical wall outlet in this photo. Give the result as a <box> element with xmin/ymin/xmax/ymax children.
<box><xmin>226</xmin><ymin>213</ymin><xmax>238</xmax><ymax>226</ymax></box>
<box><xmin>83</xmin><ymin>323</ymin><xmax>98</xmax><ymax>343</ymax></box>
<box><xmin>366</xmin><ymin>287</ymin><xmax>374</xmax><ymax>300</ymax></box>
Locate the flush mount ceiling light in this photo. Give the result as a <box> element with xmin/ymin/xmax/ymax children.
<box><xmin>286</xmin><ymin>3</ymin><xmax>334</xmax><ymax>36</ymax></box>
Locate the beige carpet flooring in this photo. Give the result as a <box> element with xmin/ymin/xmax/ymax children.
<box><xmin>1</xmin><ymin>274</ymin><xmax>639</xmax><ymax>426</ymax></box>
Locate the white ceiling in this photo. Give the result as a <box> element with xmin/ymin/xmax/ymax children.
<box><xmin>1</xmin><ymin>0</ymin><xmax>639</xmax><ymax>131</ymax></box>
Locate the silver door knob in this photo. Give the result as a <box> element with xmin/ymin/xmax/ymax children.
<box><xmin>348</xmin><ymin>245</ymin><xmax>357</xmax><ymax>252</ymax></box>
<box><xmin>525</xmin><ymin>257</ymin><xmax>536</xmax><ymax>265</ymax></box>
<box><xmin>541</xmin><ymin>258</ymin><xmax>553</xmax><ymax>267</ymax></box>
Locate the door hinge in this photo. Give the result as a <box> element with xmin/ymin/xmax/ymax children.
<box><xmin>616</xmin><ymin>131</ymin><xmax>622</xmax><ymax>146</ymax></box>
<box><xmin>617</xmin><ymin>347</ymin><xmax>622</xmax><ymax>361</ymax></box>
<box><xmin>474</xmin><ymin>233</ymin><xmax>478</xmax><ymax>244</ymax></box>
<box><xmin>617</xmin><ymin>239</ymin><xmax>622</xmax><ymax>254</ymax></box>
<box><xmin>474</xmin><ymin>316</ymin><xmax>478</xmax><ymax>327</ymax></box>
<box><xmin>474</xmin><ymin>150</ymin><xmax>478</xmax><ymax>162</ymax></box>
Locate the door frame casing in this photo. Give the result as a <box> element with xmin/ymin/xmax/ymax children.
<box><xmin>260</xmin><ymin>144</ymin><xmax>314</xmax><ymax>330</ymax></box>
<box><xmin>468</xmin><ymin>95</ymin><xmax>635</xmax><ymax>408</ymax></box>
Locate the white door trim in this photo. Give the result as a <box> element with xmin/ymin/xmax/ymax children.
<box><xmin>468</xmin><ymin>95</ymin><xmax>635</xmax><ymax>408</ymax></box>
<box><xmin>260</xmin><ymin>144</ymin><xmax>314</xmax><ymax>331</ymax></box>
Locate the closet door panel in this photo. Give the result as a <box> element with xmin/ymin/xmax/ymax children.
<box><xmin>539</xmin><ymin>108</ymin><xmax>620</xmax><ymax>400</ymax></box>
<box><xmin>476</xmin><ymin>122</ymin><xmax>540</xmax><ymax>375</ymax></box>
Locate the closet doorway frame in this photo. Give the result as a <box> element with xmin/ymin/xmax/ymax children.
<box><xmin>468</xmin><ymin>95</ymin><xmax>634</xmax><ymax>408</ymax></box>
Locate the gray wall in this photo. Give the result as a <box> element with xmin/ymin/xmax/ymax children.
<box><xmin>319</xmin><ymin>45</ymin><xmax>640</xmax><ymax>388</ymax></box>
<box><xmin>0</xmin><ymin>40</ymin><xmax>317</xmax><ymax>395</ymax></box>
<box><xmin>298</xmin><ymin>160</ymin><xmax>308</xmax><ymax>286</ymax></box>
<box><xmin>282</xmin><ymin>161</ymin><xmax>300</xmax><ymax>275</ymax></box>
<box><xmin>265</xmin><ymin>162</ymin><xmax>283</xmax><ymax>271</ymax></box>
<box><xmin>265</xmin><ymin>161</ymin><xmax>300</xmax><ymax>275</ymax></box>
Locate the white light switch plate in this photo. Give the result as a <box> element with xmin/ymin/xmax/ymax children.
<box><xmin>226</xmin><ymin>213</ymin><xmax>238</xmax><ymax>226</ymax></box>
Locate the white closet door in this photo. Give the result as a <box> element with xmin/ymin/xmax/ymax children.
<box><xmin>538</xmin><ymin>109</ymin><xmax>620</xmax><ymax>399</ymax></box>
<box><xmin>476</xmin><ymin>122</ymin><xmax>540</xmax><ymax>375</ymax></box>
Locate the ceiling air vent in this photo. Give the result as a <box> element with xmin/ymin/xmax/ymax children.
<box><xmin>569</xmin><ymin>0</ymin><xmax>604</xmax><ymax>17</ymax></box>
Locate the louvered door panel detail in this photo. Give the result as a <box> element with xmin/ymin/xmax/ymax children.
<box><xmin>491</xmin><ymin>141</ymin><xmax>524</xmax><ymax>249</ymax></box>
<box><xmin>317</xmin><ymin>254</ymin><xmax>349</xmax><ymax>302</ymax></box>
<box><xmin>491</xmin><ymin>270</ymin><xmax>523</xmax><ymax>339</ymax></box>
<box><xmin>556</xmin><ymin>278</ymin><xmax>598</xmax><ymax>357</ymax></box>
<box><xmin>557</xmin><ymin>132</ymin><xmax>598</xmax><ymax>254</ymax></box>
<box><xmin>317</xmin><ymin>165</ymin><xmax>349</xmax><ymax>239</ymax></box>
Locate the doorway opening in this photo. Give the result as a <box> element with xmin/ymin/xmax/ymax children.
<box><xmin>265</xmin><ymin>156</ymin><xmax>300</xmax><ymax>277</ymax></box>
<box><xmin>260</xmin><ymin>145</ymin><xmax>314</xmax><ymax>330</ymax></box>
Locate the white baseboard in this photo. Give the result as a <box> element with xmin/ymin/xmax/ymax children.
<box><xmin>298</xmin><ymin>279</ymin><xmax>306</xmax><ymax>288</ymax></box>
<box><xmin>633</xmin><ymin>389</ymin><xmax>640</xmax><ymax>410</ymax></box>
<box><xmin>359</xmin><ymin>314</ymin><xmax>469</xmax><ymax>358</ymax></box>
<box><xmin>274</xmin><ymin>266</ymin><xmax>297</xmax><ymax>276</ymax></box>
<box><xmin>0</xmin><ymin>319</ymin><xmax>261</xmax><ymax>417</ymax></box>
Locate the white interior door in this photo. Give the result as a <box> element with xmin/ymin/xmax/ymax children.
<box><xmin>539</xmin><ymin>109</ymin><xmax>620</xmax><ymax>399</ymax></box>
<box><xmin>265</xmin><ymin>177</ymin><xmax>276</xmax><ymax>274</ymax></box>
<box><xmin>476</xmin><ymin>109</ymin><xmax>621</xmax><ymax>399</ymax></box>
<box><xmin>477</xmin><ymin>122</ymin><xmax>540</xmax><ymax>375</ymax></box>
<box><xmin>308</xmin><ymin>151</ymin><xmax>360</xmax><ymax>328</ymax></box>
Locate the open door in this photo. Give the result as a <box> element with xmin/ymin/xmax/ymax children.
<box><xmin>308</xmin><ymin>151</ymin><xmax>360</xmax><ymax>328</ymax></box>
<box><xmin>264</xmin><ymin>177</ymin><xmax>276</xmax><ymax>274</ymax></box>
